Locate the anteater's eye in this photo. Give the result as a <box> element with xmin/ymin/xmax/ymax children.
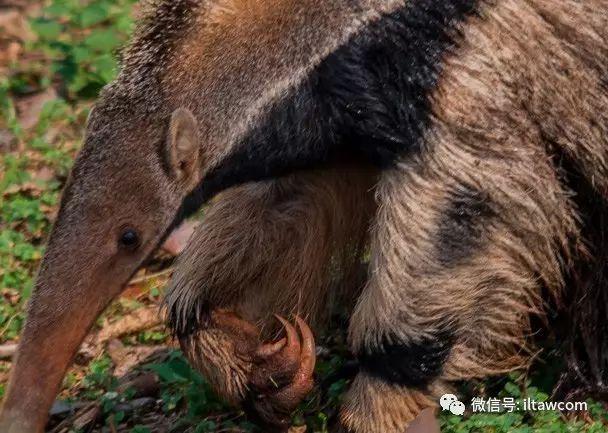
<box><xmin>118</xmin><ymin>228</ymin><xmax>140</xmax><ymax>250</ymax></box>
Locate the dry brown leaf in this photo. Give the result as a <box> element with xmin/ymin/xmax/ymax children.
<box><xmin>0</xmin><ymin>41</ymin><xmax>21</xmax><ymax>65</ymax></box>
<box><xmin>1</xmin><ymin>288</ymin><xmax>21</xmax><ymax>306</ymax></box>
<box><xmin>15</xmin><ymin>87</ymin><xmax>58</xmax><ymax>129</ymax></box>
<box><xmin>106</xmin><ymin>339</ymin><xmax>159</xmax><ymax>377</ymax></box>
<box><xmin>2</xmin><ymin>181</ymin><xmax>44</xmax><ymax>197</ymax></box>
<box><xmin>33</xmin><ymin>166</ymin><xmax>55</xmax><ymax>182</ymax></box>
<box><xmin>121</xmin><ymin>284</ymin><xmax>146</xmax><ymax>300</ymax></box>
<box><xmin>0</xmin><ymin>129</ymin><xmax>18</xmax><ymax>154</ymax></box>
<box><xmin>0</xmin><ymin>8</ymin><xmax>33</xmax><ymax>41</ymax></box>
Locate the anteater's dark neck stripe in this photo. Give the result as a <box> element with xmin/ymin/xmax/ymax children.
<box><xmin>179</xmin><ymin>0</ymin><xmax>479</xmax><ymax>217</ymax></box>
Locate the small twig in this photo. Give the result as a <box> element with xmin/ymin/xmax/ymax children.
<box><xmin>95</xmin><ymin>306</ymin><xmax>162</xmax><ymax>345</ymax></box>
<box><xmin>49</xmin><ymin>402</ymin><xmax>100</xmax><ymax>433</ymax></box>
<box><xmin>78</xmin><ymin>306</ymin><xmax>164</xmax><ymax>362</ymax></box>
<box><xmin>0</xmin><ymin>313</ymin><xmax>19</xmax><ymax>340</ymax></box>
<box><xmin>109</xmin><ymin>417</ymin><xmax>117</xmax><ymax>433</ymax></box>
<box><xmin>129</xmin><ymin>268</ymin><xmax>174</xmax><ymax>285</ymax></box>
<box><xmin>0</xmin><ymin>343</ymin><xmax>17</xmax><ymax>360</ymax></box>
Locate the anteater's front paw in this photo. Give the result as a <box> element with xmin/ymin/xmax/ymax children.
<box><xmin>244</xmin><ymin>316</ymin><xmax>316</xmax><ymax>431</ymax></box>
<box><xmin>179</xmin><ymin>310</ymin><xmax>316</xmax><ymax>430</ymax></box>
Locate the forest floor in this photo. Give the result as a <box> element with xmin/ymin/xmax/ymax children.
<box><xmin>1</xmin><ymin>1</ymin><xmax>608</xmax><ymax>432</ymax></box>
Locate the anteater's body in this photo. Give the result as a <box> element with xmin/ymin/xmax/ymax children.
<box><xmin>167</xmin><ymin>2</ymin><xmax>608</xmax><ymax>431</ymax></box>
<box><xmin>2</xmin><ymin>1</ymin><xmax>608</xmax><ymax>432</ymax></box>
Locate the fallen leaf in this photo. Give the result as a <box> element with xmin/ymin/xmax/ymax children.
<box><xmin>2</xmin><ymin>288</ymin><xmax>21</xmax><ymax>306</ymax></box>
<box><xmin>0</xmin><ymin>343</ymin><xmax>18</xmax><ymax>360</ymax></box>
<box><xmin>15</xmin><ymin>87</ymin><xmax>58</xmax><ymax>129</ymax></box>
<box><xmin>0</xmin><ymin>40</ymin><xmax>21</xmax><ymax>65</ymax></box>
<box><xmin>121</xmin><ymin>284</ymin><xmax>146</xmax><ymax>300</ymax></box>
<box><xmin>0</xmin><ymin>129</ymin><xmax>18</xmax><ymax>154</ymax></box>
<box><xmin>0</xmin><ymin>8</ymin><xmax>33</xmax><ymax>41</ymax></box>
<box><xmin>107</xmin><ymin>339</ymin><xmax>159</xmax><ymax>377</ymax></box>
<box><xmin>2</xmin><ymin>181</ymin><xmax>44</xmax><ymax>197</ymax></box>
<box><xmin>33</xmin><ymin>166</ymin><xmax>55</xmax><ymax>182</ymax></box>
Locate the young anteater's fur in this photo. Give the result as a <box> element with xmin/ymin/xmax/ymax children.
<box><xmin>2</xmin><ymin>1</ymin><xmax>608</xmax><ymax>433</ymax></box>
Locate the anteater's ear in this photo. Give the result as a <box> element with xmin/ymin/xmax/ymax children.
<box><xmin>167</xmin><ymin>107</ymin><xmax>201</xmax><ymax>188</ymax></box>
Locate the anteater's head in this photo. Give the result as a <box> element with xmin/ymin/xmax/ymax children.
<box><xmin>0</xmin><ymin>2</ymin><xmax>209</xmax><ymax>428</ymax></box>
<box><xmin>0</xmin><ymin>84</ymin><xmax>204</xmax><ymax>431</ymax></box>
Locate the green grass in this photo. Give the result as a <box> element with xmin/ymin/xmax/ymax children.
<box><xmin>440</xmin><ymin>373</ymin><xmax>608</xmax><ymax>433</ymax></box>
<box><xmin>1</xmin><ymin>0</ymin><xmax>608</xmax><ymax>431</ymax></box>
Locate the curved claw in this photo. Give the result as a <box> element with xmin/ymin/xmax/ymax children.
<box><xmin>252</xmin><ymin>315</ymin><xmax>301</xmax><ymax>375</ymax></box>
<box><xmin>272</xmin><ymin>316</ymin><xmax>316</xmax><ymax>406</ymax></box>
<box><xmin>199</xmin><ymin>311</ymin><xmax>317</xmax><ymax>430</ymax></box>
<box><xmin>295</xmin><ymin>315</ymin><xmax>316</xmax><ymax>380</ymax></box>
<box><xmin>248</xmin><ymin>315</ymin><xmax>317</xmax><ymax>427</ymax></box>
<box><xmin>274</xmin><ymin>315</ymin><xmax>301</xmax><ymax>361</ymax></box>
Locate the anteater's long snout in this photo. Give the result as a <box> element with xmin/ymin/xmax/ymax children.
<box><xmin>0</xmin><ymin>245</ymin><xmax>128</xmax><ymax>432</ymax></box>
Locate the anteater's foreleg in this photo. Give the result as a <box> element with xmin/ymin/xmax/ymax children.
<box><xmin>165</xmin><ymin>163</ymin><xmax>377</xmax><ymax>427</ymax></box>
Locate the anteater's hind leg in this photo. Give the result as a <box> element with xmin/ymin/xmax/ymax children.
<box><xmin>340</xmin><ymin>122</ymin><xmax>578</xmax><ymax>433</ymax></box>
<box><xmin>165</xmin><ymin>163</ymin><xmax>377</xmax><ymax>428</ymax></box>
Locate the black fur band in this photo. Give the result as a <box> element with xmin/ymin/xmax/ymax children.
<box><xmin>358</xmin><ymin>331</ymin><xmax>454</xmax><ymax>388</ymax></box>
